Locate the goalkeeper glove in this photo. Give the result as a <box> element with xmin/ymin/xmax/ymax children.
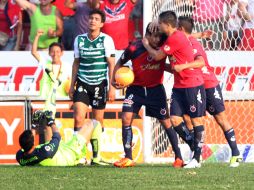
<box><xmin>31</xmin><ymin>110</ymin><xmax>44</xmax><ymax>129</ymax></box>
<box><xmin>44</xmin><ymin>110</ymin><xmax>55</xmax><ymax>126</ymax></box>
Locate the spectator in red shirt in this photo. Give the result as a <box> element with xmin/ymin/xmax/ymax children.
<box><xmin>95</xmin><ymin>0</ymin><xmax>137</xmax><ymax>50</ymax></box>
<box><xmin>0</xmin><ymin>0</ymin><xmax>22</xmax><ymax>50</ymax></box>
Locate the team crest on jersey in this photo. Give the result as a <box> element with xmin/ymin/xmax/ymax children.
<box><xmin>78</xmin><ymin>86</ymin><xmax>83</xmax><ymax>92</ymax></box>
<box><xmin>160</xmin><ymin>108</ymin><xmax>167</xmax><ymax>115</ymax></box>
<box><xmin>45</xmin><ymin>146</ymin><xmax>51</xmax><ymax>152</ymax></box>
<box><xmin>164</xmin><ymin>45</ymin><xmax>170</xmax><ymax>52</ymax></box>
<box><xmin>209</xmin><ymin>105</ymin><xmax>215</xmax><ymax>113</ymax></box>
<box><xmin>190</xmin><ymin>105</ymin><xmax>196</xmax><ymax>112</ymax></box>
<box><xmin>96</xmin><ymin>43</ymin><xmax>103</xmax><ymax>48</ymax></box>
<box><xmin>147</xmin><ymin>55</ymin><xmax>153</xmax><ymax>62</ymax></box>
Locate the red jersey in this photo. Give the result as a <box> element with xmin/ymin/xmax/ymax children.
<box><xmin>188</xmin><ymin>36</ymin><xmax>219</xmax><ymax>89</ymax></box>
<box><xmin>52</xmin><ymin>0</ymin><xmax>75</xmax><ymax>17</ymax></box>
<box><xmin>100</xmin><ymin>0</ymin><xmax>135</xmax><ymax>50</ymax></box>
<box><xmin>160</xmin><ymin>31</ymin><xmax>203</xmax><ymax>88</ymax></box>
<box><xmin>119</xmin><ymin>40</ymin><xmax>166</xmax><ymax>87</ymax></box>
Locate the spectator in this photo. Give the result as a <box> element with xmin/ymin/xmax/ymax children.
<box><xmin>65</xmin><ymin>0</ymin><xmax>97</xmax><ymax>39</ymax></box>
<box><xmin>95</xmin><ymin>0</ymin><xmax>137</xmax><ymax>50</ymax></box>
<box><xmin>53</xmin><ymin>0</ymin><xmax>75</xmax><ymax>50</ymax></box>
<box><xmin>0</xmin><ymin>0</ymin><xmax>22</xmax><ymax>51</ymax></box>
<box><xmin>193</xmin><ymin>0</ymin><xmax>231</xmax><ymax>50</ymax></box>
<box><xmin>223</xmin><ymin>0</ymin><xmax>243</xmax><ymax>50</ymax></box>
<box><xmin>238</xmin><ymin>0</ymin><xmax>254</xmax><ymax>50</ymax></box>
<box><xmin>15</xmin><ymin>0</ymin><xmax>63</xmax><ymax>50</ymax></box>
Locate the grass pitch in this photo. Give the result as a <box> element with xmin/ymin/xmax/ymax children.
<box><xmin>0</xmin><ymin>163</ymin><xmax>253</xmax><ymax>190</ymax></box>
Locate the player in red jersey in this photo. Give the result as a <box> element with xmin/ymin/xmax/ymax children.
<box><xmin>142</xmin><ymin>11</ymin><xmax>206</xmax><ymax>168</ymax></box>
<box><xmin>112</xmin><ymin>23</ymin><xmax>184</xmax><ymax>168</ymax></box>
<box><xmin>178</xmin><ymin>16</ymin><xmax>242</xmax><ymax>167</ymax></box>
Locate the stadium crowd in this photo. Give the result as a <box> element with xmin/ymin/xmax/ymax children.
<box><xmin>0</xmin><ymin>0</ymin><xmax>254</xmax><ymax>51</ymax></box>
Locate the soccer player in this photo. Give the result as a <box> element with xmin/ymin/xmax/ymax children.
<box><xmin>31</xmin><ymin>30</ymin><xmax>69</xmax><ymax>118</ymax></box>
<box><xmin>178</xmin><ymin>16</ymin><xmax>242</xmax><ymax>167</ymax></box>
<box><xmin>142</xmin><ymin>11</ymin><xmax>206</xmax><ymax>168</ymax></box>
<box><xmin>112</xmin><ymin>23</ymin><xmax>184</xmax><ymax>168</ymax></box>
<box><xmin>69</xmin><ymin>9</ymin><xmax>115</xmax><ymax>163</ymax></box>
<box><xmin>16</xmin><ymin>110</ymin><xmax>102</xmax><ymax>166</ymax></box>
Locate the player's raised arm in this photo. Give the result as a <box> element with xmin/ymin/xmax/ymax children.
<box><xmin>31</xmin><ymin>30</ymin><xmax>44</xmax><ymax>62</ymax></box>
<box><xmin>142</xmin><ymin>37</ymin><xmax>167</xmax><ymax>61</ymax></box>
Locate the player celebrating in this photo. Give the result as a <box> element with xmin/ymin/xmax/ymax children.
<box><xmin>31</xmin><ymin>30</ymin><xmax>69</xmax><ymax>117</ymax></box>
<box><xmin>142</xmin><ymin>11</ymin><xmax>206</xmax><ymax>168</ymax></box>
<box><xmin>69</xmin><ymin>9</ymin><xmax>115</xmax><ymax>164</ymax></box>
<box><xmin>16</xmin><ymin>111</ymin><xmax>102</xmax><ymax>166</ymax></box>
<box><xmin>178</xmin><ymin>16</ymin><xmax>242</xmax><ymax>167</ymax></box>
<box><xmin>112</xmin><ymin>23</ymin><xmax>184</xmax><ymax>168</ymax></box>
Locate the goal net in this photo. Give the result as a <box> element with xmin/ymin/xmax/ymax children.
<box><xmin>143</xmin><ymin>0</ymin><xmax>254</xmax><ymax>163</ymax></box>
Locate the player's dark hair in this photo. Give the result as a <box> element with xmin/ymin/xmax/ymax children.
<box><xmin>49</xmin><ymin>42</ymin><xmax>63</xmax><ymax>52</ymax></box>
<box><xmin>145</xmin><ymin>22</ymin><xmax>159</xmax><ymax>36</ymax></box>
<box><xmin>178</xmin><ymin>16</ymin><xmax>194</xmax><ymax>34</ymax></box>
<box><xmin>19</xmin><ymin>130</ymin><xmax>34</xmax><ymax>152</ymax></box>
<box><xmin>89</xmin><ymin>9</ymin><xmax>106</xmax><ymax>23</ymax></box>
<box><xmin>159</xmin><ymin>11</ymin><xmax>177</xmax><ymax>28</ymax></box>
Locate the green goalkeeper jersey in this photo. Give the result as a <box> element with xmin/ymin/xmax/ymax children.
<box><xmin>16</xmin><ymin>133</ymin><xmax>87</xmax><ymax>166</ymax></box>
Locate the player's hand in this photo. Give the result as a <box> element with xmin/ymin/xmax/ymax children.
<box><xmin>201</xmin><ymin>30</ymin><xmax>213</xmax><ymax>39</ymax></box>
<box><xmin>44</xmin><ymin>110</ymin><xmax>55</xmax><ymax>126</ymax></box>
<box><xmin>108</xmin><ymin>87</ymin><xmax>115</xmax><ymax>102</ymax></box>
<box><xmin>31</xmin><ymin>110</ymin><xmax>44</xmax><ymax>129</ymax></box>
<box><xmin>142</xmin><ymin>37</ymin><xmax>150</xmax><ymax>47</ymax></box>
<box><xmin>111</xmin><ymin>81</ymin><xmax>126</xmax><ymax>89</ymax></box>
<box><xmin>172</xmin><ymin>64</ymin><xmax>185</xmax><ymax>72</ymax></box>
<box><xmin>69</xmin><ymin>86</ymin><xmax>75</xmax><ymax>100</ymax></box>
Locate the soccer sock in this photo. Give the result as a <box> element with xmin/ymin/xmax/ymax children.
<box><xmin>224</xmin><ymin>128</ymin><xmax>240</xmax><ymax>156</ymax></box>
<box><xmin>174</xmin><ymin>122</ymin><xmax>194</xmax><ymax>151</ymax></box>
<box><xmin>165</xmin><ymin>127</ymin><xmax>182</xmax><ymax>160</ymax></box>
<box><xmin>193</xmin><ymin>125</ymin><xmax>205</xmax><ymax>162</ymax></box>
<box><xmin>91</xmin><ymin>121</ymin><xmax>102</xmax><ymax>160</ymax></box>
<box><xmin>122</xmin><ymin>126</ymin><xmax>133</xmax><ymax>160</ymax></box>
<box><xmin>74</xmin><ymin>126</ymin><xmax>81</xmax><ymax>133</ymax></box>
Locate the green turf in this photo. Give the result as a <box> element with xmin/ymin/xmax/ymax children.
<box><xmin>0</xmin><ymin>163</ymin><xmax>253</xmax><ymax>190</ymax></box>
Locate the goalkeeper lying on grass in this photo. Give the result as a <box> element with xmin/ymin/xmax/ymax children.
<box><xmin>16</xmin><ymin>110</ymin><xmax>105</xmax><ymax>166</ymax></box>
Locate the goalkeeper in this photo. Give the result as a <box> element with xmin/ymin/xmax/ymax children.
<box><xmin>16</xmin><ymin>111</ymin><xmax>102</xmax><ymax>166</ymax></box>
